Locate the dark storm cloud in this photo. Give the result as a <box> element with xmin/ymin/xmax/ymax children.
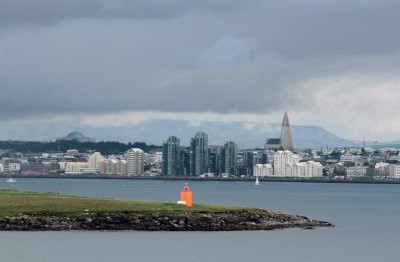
<box><xmin>0</xmin><ymin>0</ymin><xmax>240</xmax><ymax>27</ymax></box>
<box><xmin>0</xmin><ymin>0</ymin><xmax>399</xmax><ymax>120</ymax></box>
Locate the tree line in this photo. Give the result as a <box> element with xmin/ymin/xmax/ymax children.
<box><xmin>0</xmin><ymin>140</ymin><xmax>161</xmax><ymax>155</ymax></box>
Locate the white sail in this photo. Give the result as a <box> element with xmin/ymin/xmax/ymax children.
<box><xmin>6</xmin><ymin>177</ymin><xmax>16</xmax><ymax>183</ymax></box>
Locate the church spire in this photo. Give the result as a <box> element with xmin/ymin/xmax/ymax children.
<box><xmin>282</xmin><ymin>111</ymin><xmax>290</xmax><ymax>126</ymax></box>
<box><xmin>280</xmin><ymin>111</ymin><xmax>294</xmax><ymax>151</ymax></box>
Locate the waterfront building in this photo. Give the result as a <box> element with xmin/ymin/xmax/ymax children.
<box><xmin>99</xmin><ymin>159</ymin><xmax>114</xmax><ymax>175</ymax></box>
<box><xmin>221</xmin><ymin>141</ymin><xmax>238</xmax><ymax>176</ymax></box>
<box><xmin>389</xmin><ymin>164</ymin><xmax>400</xmax><ymax>179</ymax></box>
<box><xmin>20</xmin><ymin>162</ymin><xmax>51</xmax><ymax>175</ymax></box>
<box><xmin>180</xmin><ymin>147</ymin><xmax>191</xmax><ymax>176</ymax></box>
<box><xmin>126</xmin><ymin>148</ymin><xmax>144</xmax><ymax>176</ymax></box>
<box><xmin>162</xmin><ymin>136</ymin><xmax>181</xmax><ymax>176</ymax></box>
<box><xmin>304</xmin><ymin>161</ymin><xmax>324</xmax><ymax>177</ymax></box>
<box><xmin>88</xmin><ymin>152</ymin><xmax>105</xmax><ymax>171</ymax></box>
<box><xmin>99</xmin><ymin>159</ymin><xmax>127</xmax><ymax>176</ymax></box>
<box><xmin>253</xmin><ymin>164</ymin><xmax>273</xmax><ymax>177</ymax></box>
<box><xmin>375</xmin><ymin>162</ymin><xmax>391</xmax><ymax>177</ymax></box>
<box><xmin>208</xmin><ymin>146</ymin><xmax>221</xmax><ymax>176</ymax></box>
<box><xmin>346</xmin><ymin>166</ymin><xmax>369</xmax><ymax>177</ymax></box>
<box><xmin>190</xmin><ymin>132</ymin><xmax>209</xmax><ymax>176</ymax></box>
<box><xmin>8</xmin><ymin>162</ymin><xmax>21</xmax><ymax>172</ymax></box>
<box><xmin>243</xmin><ymin>151</ymin><xmax>257</xmax><ymax>176</ymax></box>
<box><xmin>273</xmin><ymin>150</ymin><xmax>299</xmax><ymax>177</ymax></box>
<box><xmin>65</xmin><ymin>162</ymin><xmax>89</xmax><ymax>174</ymax></box>
<box><xmin>293</xmin><ymin>162</ymin><xmax>306</xmax><ymax>177</ymax></box>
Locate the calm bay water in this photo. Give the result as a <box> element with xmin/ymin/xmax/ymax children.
<box><xmin>0</xmin><ymin>178</ymin><xmax>399</xmax><ymax>262</ymax></box>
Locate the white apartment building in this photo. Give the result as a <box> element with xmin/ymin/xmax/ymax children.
<box><xmin>0</xmin><ymin>163</ymin><xmax>4</xmax><ymax>173</ymax></box>
<box><xmin>7</xmin><ymin>163</ymin><xmax>21</xmax><ymax>172</ymax></box>
<box><xmin>346</xmin><ymin>166</ymin><xmax>368</xmax><ymax>177</ymax></box>
<box><xmin>88</xmin><ymin>152</ymin><xmax>105</xmax><ymax>170</ymax></box>
<box><xmin>126</xmin><ymin>148</ymin><xmax>144</xmax><ymax>176</ymax></box>
<box><xmin>253</xmin><ymin>164</ymin><xmax>273</xmax><ymax>177</ymax></box>
<box><xmin>393</xmin><ymin>165</ymin><xmax>400</xmax><ymax>179</ymax></box>
<box><xmin>273</xmin><ymin>150</ymin><xmax>299</xmax><ymax>177</ymax></box>
<box><xmin>293</xmin><ymin>163</ymin><xmax>306</xmax><ymax>177</ymax></box>
<box><xmin>304</xmin><ymin>161</ymin><xmax>324</xmax><ymax>177</ymax></box>
<box><xmin>293</xmin><ymin>161</ymin><xmax>323</xmax><ymax>178</ymax></box>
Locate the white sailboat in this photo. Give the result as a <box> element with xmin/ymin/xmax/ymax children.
<box><xmin>6</xmin><ymin>178</ymin><xmax>16</xmax><ymax>183</ymax></box>
<box><xmin>6</xmin><ymin>176</ymin><xmax>16</xmax><ymax>190</ymax></box>
<box><xmin>6</xmin><ymin>176</ymin><xmax>16</xmax><ymax>183</ymax></box>
<box><xmin>255</xmin><ymin>176</ymin><xmax>260</xmax><ymax>186</ymax></box>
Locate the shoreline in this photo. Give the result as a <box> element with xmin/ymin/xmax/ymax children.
<box><xmin>1</xmin><ymin>174</ymin><xmax>399</xmax><ymax>184</ymax></box>
<box><xmin>0</xmin><ymin>210</ymin><xmax>334</xmax><ymax>232</ymax></box>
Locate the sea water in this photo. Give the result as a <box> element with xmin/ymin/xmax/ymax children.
<box><xmin>0</xmin><ymin>178</ymin><xmax>399</xmax><ymax>262</ymax></box>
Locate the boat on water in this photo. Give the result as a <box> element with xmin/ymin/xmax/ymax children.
<box><xmin>255</xmin><ymin>176</ymin><xmax>260</xmax><ymax>186</ymax></box>
<box><xmin>6</xmin><ymin>177</ymin><xmax>16</xmax><ymax>183</ymax></box>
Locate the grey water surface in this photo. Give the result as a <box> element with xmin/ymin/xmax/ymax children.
<box><xmin>0</xmin><ymin>178</ymin><xmax>399</xmax><ymax>262</ymax></box>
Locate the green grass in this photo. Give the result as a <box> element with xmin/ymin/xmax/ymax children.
<box><xmin>0</xmin><ymin>190</ymin><xmax>246</xmax><ymax>217</ymax></box>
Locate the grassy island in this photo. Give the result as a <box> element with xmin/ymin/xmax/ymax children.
<box><xmin>0</xmin><ymin>190</ymin><xmax>333</xmax><ymax>231</ymax></box>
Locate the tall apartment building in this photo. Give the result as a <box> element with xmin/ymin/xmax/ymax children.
<box><xmin>88</xmin><ymin>152</ymin><xmax>105</xmax><ymax>171</ymax></box>
<box><xmin>162</xmin><ymin>136</ymin><xmax>181</xmax><ymax>176</ymax></box>
<box><xmin>126</xmin><ymin>148</ymin><xmax>144</xmax><ymax>176</ymax></box>
<box><xmin>180</xmin><ymin>147</ymin><xmax>191</xmax><ymax>176</ymax></box>
<box><xmin>273</xmin><ymin>150</ymin><xmax>299</xmax><ymax>177</ymax></box>
<box><xmin>208</xmin><ymin>146</ymin><xmax>221</xmax><ymax>176</ymax></box>
<box><xmin>221</xmin><ymin>141</ymin><xmax>237</xmax><ymax>176</ymax></box>
<box><xmin>190</xmin><ymin>132</ymin><xmax>209</xmax><ymax>176</ymax></box>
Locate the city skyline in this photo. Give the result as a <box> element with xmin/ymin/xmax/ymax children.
<box><xmin>0</xmin><ymin>0</ymin><xmax>399</xmax><ymax>143</ymax></box>
<box><xmin>1</xmin><ymin>117</ymin><xmax>399</xmax><ymax>149</ymax></box>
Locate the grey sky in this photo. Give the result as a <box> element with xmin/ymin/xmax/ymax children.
<box><xmin>0</xmin><ymin>0</ymin><xmax>399</xmax><ymax>142</ymax></box>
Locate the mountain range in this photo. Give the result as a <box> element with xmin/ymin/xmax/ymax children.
<box><xmin>81</xmin><ymin>120</ymin><xmax>358</xmax><ymax>149</ymax></box>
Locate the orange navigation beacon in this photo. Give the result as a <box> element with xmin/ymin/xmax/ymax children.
<box><xmin>180</xmin><ymin>183</ymin><xmax>192</xmax><ymax>207</ymax></box>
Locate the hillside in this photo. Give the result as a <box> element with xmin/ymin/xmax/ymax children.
<box><xmin>85</xmin><ymin>120</ymin><xmax>355</xmax><ymax>149</ymax></box>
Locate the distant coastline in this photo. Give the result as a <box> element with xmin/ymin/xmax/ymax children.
<box><xmin>1</xmin><ymin>174</ymin><xmax>399</xmax><ymax>184</ymax></box>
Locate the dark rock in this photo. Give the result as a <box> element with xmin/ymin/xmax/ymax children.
<box><xmin>0</xmin><ymin>210</ymin><xmax>334</xmax><ymax>232</ymax></box>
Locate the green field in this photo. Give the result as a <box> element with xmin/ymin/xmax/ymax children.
<box><xmin>0</xmin><ymin>190</ymin><xmax>245</xmax><ymax>217</ymax></box>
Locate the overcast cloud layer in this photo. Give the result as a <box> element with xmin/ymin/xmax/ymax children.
<box><xmin>0</xmin><ymin>0</ymin><xmax>399</xmax><ymax>142</ymax></box>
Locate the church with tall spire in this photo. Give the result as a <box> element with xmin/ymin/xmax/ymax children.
<box><xmin>280</xmin><ymin>111</ymin><xmax>294</xmax><ymax>151</ymax></box>
<box><xmin>264</xmin><ymin>111</ymin><xmax>294</xmax><ymax>151</ymax></box>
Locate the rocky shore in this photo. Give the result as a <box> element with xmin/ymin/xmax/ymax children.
<box><xmin>0</xmin><ymin>210</ymin><xmax>333</xmax><ymax>231</ymax></box>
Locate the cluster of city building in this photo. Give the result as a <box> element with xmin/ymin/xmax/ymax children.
<box><xmin>0</xmin><ymin>113</ymin><xmax>399</xmax><ymax>180</ymax></box>
<box><xmin>0</xmin><ymin>148</ymin><xmax>147</xmax><ymax>176</ymax></box>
